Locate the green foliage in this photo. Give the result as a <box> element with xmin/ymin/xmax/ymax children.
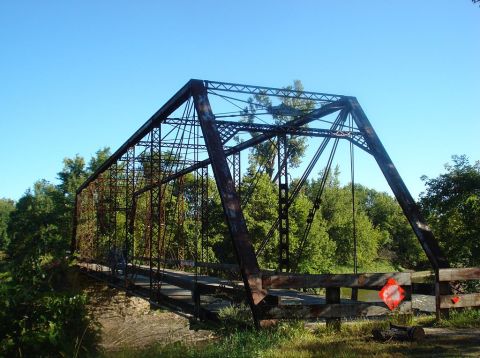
<box><xmin>88</xmin><ymin>147</ymin><xmax>111</xmax><ymax>173</ymax></box>
<box><xmin>0</xmin><ymin>150</ymin><xmax>110</xmax><ymax>357</ymax></box>
<box><xmin>242</xmin><ymin>173</ymin><xmax>278</xmax><ymax>267</ymax></box>
<box><xmin>57</xmin><ymin>154</ymin><xmax>87</xmax><ymax>200</ymax></box>
<box><xmin>355</xmin><ymin>185</ymin><xmax>427</xmax><ymax>269</ymax></box>
<box><xmin>420</xmin><ymin>155</ymin><xmax>480</xmax><ymax>267</ymax></box>
<box><xmin>290</xmin><ymin>193</ymin><xmax>336</xmax><ymax>273</ymax></box>
<box><xmin>0</xmin><ymin>265</ymin><xmax>99</xmax><ymax>357</ymax></box>
<box><xmin>308</xmin><ymin>173</ymin><xmax>383</xmax><ymax>270</ymax></box>
<box><xmin>7</xmin><ymin>180</ymin><xmax>66</xmax><ymax>282</ymax></box>
<box><xmin>0</xmin><ymin>198</ymin><xmax>15</xmax><ymax>250</ymax></box>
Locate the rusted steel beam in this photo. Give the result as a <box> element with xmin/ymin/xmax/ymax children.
<box><xmin>259</xmin><ymin>301</ymin><xmax>412</xmax><ymax>320</ymax></box>
<box><xmin>438</xmin><ymin>267</ymin><xmax>480</xmax><ymax>282</ymax></box>
<box><xmin>262</xmin><ymin>272</ymin><xmax>411</xmax><ymax>289</ymax></box>
<box><xmin>347</xmin><ymin>97</ymin><xmax>449</xmax><ymax>272</ymax></box>
<box><xmin>439</xmin><ymin>293</ymin><xmax>480</xmax><ymax>309</ymax></box>
<box><xmin>190</xmin><ymin>80</ymin><xmax>266</xmax><ymax>328</ymax></box>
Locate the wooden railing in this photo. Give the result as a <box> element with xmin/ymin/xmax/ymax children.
<box><xmin>437</xmin><ymin>267</ymin><xmax>480</xmax><ymax>312</ymax></box>
<box><xmin>412</xmin><ymin>267</ymin><xmax>480</xmax><ymax>318</ymax></box>
<box><xmin>78</xmin><ymin>257</ymin><xmax>480</xmax><ymax>328</ymax></box>
<box><xmin>259</xmin><ymin>272</ymin><xmax>412</xmax><ymax>328</ymax></box>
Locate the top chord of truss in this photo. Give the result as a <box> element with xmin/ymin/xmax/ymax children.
<box><xmin>203</xmin><ymin>80</ymin><xmax>346</xmax><ymax>103</ymax></box>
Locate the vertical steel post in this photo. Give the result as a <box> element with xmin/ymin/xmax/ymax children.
<box><xmin>110</xmin><ymin>162</ymin><xmax>119</xmax><ymax>256</ymax></box>
<box><xmin>200</xmin><ymin>166</ymin><xmax>209</xmax><ymax>267</ymax></box>
<box><xmin>92</xmin><ymin>181</ymin><xmax>100</xmax><ymax>268</ymax></box>
<box><xmin>149</xmin><ymin>127</ymin><xmax>161</xmax><ymax>296</ymax></box>
<box><xmin>191</xmin><ymin>80</ymin><xmax>266</xmax><ymax>328</ymax></box>
<box><xmin>71</xmin><ymin>193</ymin><xmax>79</xmax><ymax>255</ymax></box>
<box><xmin>107</xmin><ymin>163</ymin><xmax>117</xmax><ymax>276</ymax></box>
<box><xmin>233</xmin><ymin>151</ymin><xmax>241</xmax><ymax>199</ymax></box>
<box><xmin>150</xmin><ymin>126</ymin><xmax>163</xmax><ymax>297</ymax></box>
<box><xmin>277</xmin><ymin>134</ymin><xmax>290</xmax><ymax>272</ymax></box>
<box><xmin>124</xmin><ymin>146</ymin><xmax>135</xmax><ymax>286</ymax></box>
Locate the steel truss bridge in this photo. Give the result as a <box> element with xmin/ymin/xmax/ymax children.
<box><xmin>73</xmin><ymin>79</ymin><xmax>450</xmax><ymax>328</ymax></box>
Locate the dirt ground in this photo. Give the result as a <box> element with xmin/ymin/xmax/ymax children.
<box><xmin>421</xmin><ymin>327</ymin><xmax>480</xmax><ymax>357</ymax></box>
<box><xmin>82</xmin><ymin>276</ymin><xmax>214</xmax><ymax>352</ymax></box>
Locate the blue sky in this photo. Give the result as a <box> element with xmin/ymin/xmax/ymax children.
<box><xmin>1</xmin><ymin>1</ymin><xmax>479</xmax><ymax>201</ymax></box>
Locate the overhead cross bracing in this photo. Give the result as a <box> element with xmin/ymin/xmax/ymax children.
<box><xmin>73</xmin><ymin>79</ymin><xmax>449</xmax><ymax>328</ymax></box>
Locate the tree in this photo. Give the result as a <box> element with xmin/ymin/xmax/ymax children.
<box><xmin>88</xmin><ymin>147</ymin><xmax>111</xmax><ymax>173</ymax></box>
<box><xmin>355</xmin><ymin>185</ymin><xmax>426</xmax><ymax>269</ymax></box>
<box><xmin>57</xmin><ymin>154</ymin><xmax>87</xmax><ymax>199</ymax></box>
<box><xmin>306</xmin><ymin>168</ymin><xmax>384</xmax><ymax>271</ymax></box>
<box><xmin>56</xmin><ymin>155</ymin><xmax>88</xmax><ymax>244</ymax></box>
<box><xmin>289</xmin><ymin>192</ymin><xmax>336</xmax><ymax>273</ymax></box>
<box><xmin>242</xmin><ymin>80</ymin><xmax>315</xmax><ymax>178</ymax></box>
<box><xmin>241</xmin><ymin>173</ymin><xmax>278</xmax><ymax>268</ymax></box>
<box><xmin>1</xmin><ymin>151</ymin><xmax>109</xmax><ymax>357</ymax></box>
<box><xmin>420</xmin><ymin>155</ymin><xmax>480</xmax><ymax>267</ymax></box>
<box><xmin>0</xmin><ymin>198</ymin><xmax>15</xmax><ymax>250</ymax></box>
<box><xmin>7</xmin><ymin>180</ymin><xmax>65</xmax><ymax>281</ymax></box>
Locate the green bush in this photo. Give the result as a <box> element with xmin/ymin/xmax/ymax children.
<box><xmin>0</xmin><ymin>263</ymin><xmax>99</xmax><ymax>357</ymax></box>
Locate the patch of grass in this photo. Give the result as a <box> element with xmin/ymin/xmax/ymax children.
<box><xmin>436</xmin><ymin>308</ymin><xmax>480</xmax><ymax>328</ymax></box>
<box><xmin>412</xmin><ymin>309</ymin><xmax>480</xmax><ymax>329</ymax></box>
<box><xmin>103</xmin><ymin>322</ymin><xmax>305</xmax><ymax>358</ymax></box>
<box><xmin>333</xmin><ymin>260</ymin><xmax>396</xmax><ymax>274</ymax></box>
<box><xmin>217</xmin><ymin>303</ymin><xmax>254</xmax><ymax>331</ymax></box>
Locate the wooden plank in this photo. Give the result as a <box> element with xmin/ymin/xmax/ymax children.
<box><xmin>438</xmin><ymin>268</ymin><xmax>480</xmax><ymax>282</ymax></box>
<box><xmin>440</xmin><ymin>293</ymin><xmax>480</xmax><ymax>309</ymax></box>
<box><xmin>262</xmin><ymin>272</ymin><xmax>411</xmax><ymax>289</ymax></box>
<box><xmin>259</xmin><ymin>301</ymin><xmax>412</xmax><ymax>320</ymax></box>
<box><xmin>411</xmin><ymin>270</ymin><xmax>435</xmax><ymax>283</ymax></box>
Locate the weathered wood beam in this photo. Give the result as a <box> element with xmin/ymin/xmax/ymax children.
<box><xmin>262</xmin><ymin>272</ymin><xmax>411</xmax><ymax>289</ymax></box>
<box><xmin>439</xmin><ymin>293</ymin><xmax>480</xmax><ymax>309</ymax></box>
<box><xmin>326</xmin><ymin>287</ymin><xmax>341</xmax><ymax>330</ymax></box>
<box><xmin>411</xmin><ymin>270</ymin><xmax>435</xmax><ymax>283</ymax></box>
<box><xmin>438</xmin><ymin>267</ymin><xmax>480</xmax><ymax>282</ymax></box>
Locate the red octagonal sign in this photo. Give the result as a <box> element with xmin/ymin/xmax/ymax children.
<box><xmin>379</xmin><ymin>278</ymin><xmax>405</xmax><ymax>310</ymax></box>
